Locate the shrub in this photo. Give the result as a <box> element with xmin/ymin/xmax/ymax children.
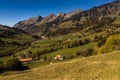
<box><xmin>0</xmin><ymin>38</ymin><xmax>4</xmax><ymax>45</ymax></box>
<box><xmin>0</xmin><ymin>57</ymin><xmax>23</xmax><ymax>72</ymax></box>
<box><xmin>83</xmin><ymin>38</ymin><xmax>91</xmax><ymax>44</ymax></box>
<box><xmin>76</xmin><ymin>48</ymin><xmax>94</xmax><ymax>57</ymax></box>
<box><xmin>79</xmin><ymin>40</ymin><xmax>84</xmax><ymax>45</ymax></box>
<box><xmin>98</xmin><ymin>35</ymin><xmax>120</xmax><ymax>54</ymax></box>
<box><xmin>44</xmin><ymin>55</ymin><xmax>47</xmax><ymax>61</ymax></box>
<box><xmin>69</xmin><ymin>55</ymin><xmax>74</xmax><ymax>59</ymax></box>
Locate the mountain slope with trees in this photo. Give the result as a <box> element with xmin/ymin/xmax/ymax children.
<box><xmin>14</xmin><ymin>0</ymin><xmax>120</xmax><ymax>36</ymax></box>
<box><xmin>0</xmin><ymin>25</ymin><xmax>35</xmax><ymax>57</ymax></box>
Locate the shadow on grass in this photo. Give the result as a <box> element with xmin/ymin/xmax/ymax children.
<box><xmin>0</xmin><ymin>66</ymin><xmax>30</xmax><ymax>76</ymax></box>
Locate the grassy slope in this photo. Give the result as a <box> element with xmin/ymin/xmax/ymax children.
<box><xmin>25</xmin><ymin>42</ymin><xmax>97</xmax><ymax>68</ymax></box>
<box><xmin>0</xmin><ymin>51</ymin><xmax>120</xmax><ymax>80</ymax></box>
<box><xmin>17</xmin><ymin>31</ymin><xmax>97</xmax><ymax>57</ymax></box>
<box><xmin>40</xmin><ymin>42</ymin><xmax>97</xmax><ymax>60</ymax></box>
<box><xmin>0</xmin><ymin>34</ymin><xmax>34</xmax><ymax>54</ymax></box>
<box><xmin>1</xmin><ymin>34</ymin><xmax>33</xmax><ymax>44</ymax></box>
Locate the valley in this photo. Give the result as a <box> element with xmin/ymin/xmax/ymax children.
<box><xmin>0</xmin><ymin>0</ymin><xmax>120</xmax><ymax>80</ymax></box>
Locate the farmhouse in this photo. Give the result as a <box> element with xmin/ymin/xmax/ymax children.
<box><xmin>20</xmin><ymin>58</ymin><xmax>33</xmax><ymax>63</ymax></box>
<box><xmin>54</xmin><ymin>55</ymin><xmax>63</xmax><ymax>60</ymax></box>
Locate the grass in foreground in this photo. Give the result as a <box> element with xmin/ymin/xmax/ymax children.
<box><xmin>0</xmin><ymin>51</ymin><xmax>120</xmax><ymax>80</ymax></box>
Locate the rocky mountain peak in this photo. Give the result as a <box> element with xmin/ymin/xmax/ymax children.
<box><xmin>57</xmin><ymin>13</ymin><xmax>66</xmax><ymax>17</ymax></box>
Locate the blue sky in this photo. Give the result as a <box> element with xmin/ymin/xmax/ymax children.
<box><xmin>0</xmin><ymin>0</ymin><xmax>113</xmax><ymax>26</ymax></box>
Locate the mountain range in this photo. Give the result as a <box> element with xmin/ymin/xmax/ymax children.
<box><xmin>11</xmin><ymin>0</ymin><xmax>120</xmax><ymax>36</ymax></box>
<box><xmin>0</xmin><ymin>0</ymin><xmax>120</xmax><ymax>37</ymax></box>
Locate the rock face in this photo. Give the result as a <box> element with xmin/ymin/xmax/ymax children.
<box><xmin>36</xmin><ymin>14</ymin><xmax>56</xmax><ymax>26</ymax></box>
<box><xmin>14</xmin><ymin>16</ymin><xmax>43</xmax><ymax>30</ymax></box>
<box><xmin>64</xmin><ymin>9</ymin><xmax>82</xmax><ymax>20</ymax></box>
<box><xmin>14</xmin><ymin>0</ymin><xmax>120</xmax><ymax>35</ymax></box>
<box><xmin>71</xmin><ymin>0</ymin><xmax>120</xmax><ymax>20</ymax></box>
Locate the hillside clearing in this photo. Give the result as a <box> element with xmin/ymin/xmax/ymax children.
<box><xmin>40</xmin><ymin>42</ymin><xmax>97</xmax><ymax>60</ymax></box>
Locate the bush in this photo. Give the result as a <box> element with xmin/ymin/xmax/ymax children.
<box><xmin>0</xmin><ymin>51</ymin><xmax>14</xmax><ymax>57</ymax></box>
<box><xmin>0</xmin><ymin>38</ymin><xmax>4</xmax><ymax>45</ymax></box>
<box><xmin>69</xmin><ymin>55</ymin><xmax>74</xmax><ymax>59</ymax></box>
<box><xmin>76</xmin><ymin>48</ymin><xmax>94</xmax><ymax>57</ymax></box>
<box><xmin>3</xmin><ymin>57</ymin><xmax>23</xmax><ymax>70</ymax></box>
<box><xmin>44</xmin><ymin>55</ymin><xmax>47</xmax><ymax>61</ymax></box>
<box><xmin>0</xmin><ymin>57</ymin><xmax>23</xmax><ymax>72</ymax></box>
<box><xmin>79</xmin><ymin>40</ymin><xmax>84</xmax><ymax>45</ymax></box>
<box><xmin>83</xmin><ymin>38</ymin><xmax>91</xmax><ymax>44</ymax></box>
<box><xmin>32</xmin><ymin>35</ymin><xmax>40</xmax><ymax>39</ymax></box>
<box><xmin>98</xmin><ymin>35</ymin><xmax>120</xmax><ymax>54</ymax></box>
<box><xmin>97</xmin><ymin>37</ymin><xmax>106</xmax><ymax>47</ymax></box>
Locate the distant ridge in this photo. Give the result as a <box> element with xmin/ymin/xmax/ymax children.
<box><xmin>14</xmin><ymin>0</ymin><xmax>120</xmax><ymax>35</ymax></box>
